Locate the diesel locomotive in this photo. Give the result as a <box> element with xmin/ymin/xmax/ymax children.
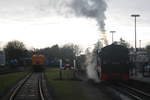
<box><xmin>97</xmin><ymin>44</ymin><xmax>130</xmax><ymax>81</ymax></box>
<box><xmin>32</xmin><ymin>55</ymin><xmax>45</xmax><ymax>72</ymax></box>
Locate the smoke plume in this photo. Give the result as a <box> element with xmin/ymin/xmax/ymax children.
<box><xmin>49</xmin><ymin>0</ymin><xmax>107</xmax><ymax>31</ymax></box>
<box><xmin>50</xmin><ymin>0</ymin><xmax>107</xmax><ymax>81</ymax></box>
<box><xmin>100</xmin><ymin>31</ymin><xmax>108</xmax><ymax>46</ymax></box>
<box><xmin>85</xmin><ymin>41</ymin><xmax>102</xmax><ymax>82</ymax></box>
<box><xmin>86</xmin><ymin>52</ymin><xmax>100</xmax><ymax>82</ymax></box>
<box><xmin>70</xmin><ymin>0</ymin><xmax>107</xmax><ymax>31</ymax></box>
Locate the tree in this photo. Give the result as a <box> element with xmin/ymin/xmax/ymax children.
<box><xmin>59</xmin><ymin>43</ymin><xmax>82</xmax><ymax>66</ymax></box>
<box><xmin>93</xmin><ymin>40</ymin><xmax>103</xmax><ymax>54</ymax></box>
<box><xmin>32</xmin><ymin>43</ymin><xmax>82</xmax><ymax>67</ymax></box>
<box><xmin>60</xmin><ymin>44</ymin><xmax>74</xmax><ymax>60</ymax></box>
<box><xmin>50</xmin><ymin>45</ymin><xmax>60</xmax><ymax>59</ymax></box>
<box><xmin>73</xmin><ymin>44</ymin><xmax>82</xmax><ymax>57</ymax></box>
<box><xmin>38</xmin><ymin>44</ymin><xmax>60</xmax><ymax>60</ymax></box>
<box><xmin>146</xmin><ymin>44</ymin><xmax>150</xmax><ymax>62</ymax></box>
<box><xmin>60</xmin><ymin>43</ymin><xmax>82</xmax><ymax>59</ymax></box>
<box><xmin>4</xmin><ymin>40</ymin><xmax>27</xmax><ymax>64</ymax></box>
<box><xmin>118</xmin><ymin>38</ymin><xmax>130</xmax><ymax>48</ymax></box>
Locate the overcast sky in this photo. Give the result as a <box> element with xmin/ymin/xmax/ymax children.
<box><xmin>106</xmin><ymin>0</ymin><xmax>150</xmax><ymax>47</ymax></box>
<box><xmin>0</xmin><ymin>0</ymin><xmax>150</xmax><ymax>49</ymax></box>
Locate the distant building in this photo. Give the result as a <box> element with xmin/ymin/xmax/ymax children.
<box><xmin>129</xmin><ymin>49</ymin><xmax>148</xmax><ymax>72</ymax></box>
<box><xmin>136</xmin><ymin>51</ymin><xmax>148</xmax><ymax>63</ymax></box>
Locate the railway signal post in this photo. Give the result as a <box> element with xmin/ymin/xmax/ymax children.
<box><xmin>73</xmin><ymin>59</ymin><xmax>76</xmax><ymax>79</ymax></box>
<box><xmin>59</xmin><ymin>59</ymin><xmax>63</xmax><ymax>80</ymax></box>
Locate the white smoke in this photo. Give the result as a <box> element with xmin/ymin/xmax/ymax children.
<box><xmin>86</xmin><ymin>41</ymin><xmax>102</xmax><ymax>82</ymax></box>
<box><xmin>86</xmin><ymin>52</ymin><xmax>100</xmax><ymax>82</ymax></box>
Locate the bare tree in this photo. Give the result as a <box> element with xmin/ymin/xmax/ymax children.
<box><xmin>118</xmin><ymin>38</ymin><xmax>130</xmax><ymax>48</ymax></box>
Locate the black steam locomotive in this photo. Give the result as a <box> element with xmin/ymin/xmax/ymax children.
<box><xmin>97</xmin><ymin>44</ymin><xmax>130</xmax><ymax>81</ymax></box>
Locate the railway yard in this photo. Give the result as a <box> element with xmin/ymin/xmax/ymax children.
<box><xmin>1</xmin><ymin>0</ymin><xmax>150</xmax><ymax>99</ymax></box>
<box><xmin>0</xmin><ymin>68</ymin><xmax>150</xmax><ymax>100</ymax></box>
<box><xmin>0</xmin><ymin>45</ymin><xmax>150</xmax><ymax>100</ymax></box>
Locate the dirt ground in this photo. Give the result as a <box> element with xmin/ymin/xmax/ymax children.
<box><xmin>76</xmin><ymin>72</ymin><xmax>121</xmax><ymax>100</ymax></box>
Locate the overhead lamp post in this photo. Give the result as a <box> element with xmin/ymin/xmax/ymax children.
<box><xmin>131</xmin><ymin>14</ymin><xmax>140</xmax><ymax>76</ymax></box>
<box><xmin>110</xmin><ymin>31</ymin><xmax>116</xmax><ymax>43</ymax></box>
<box><xmin>131</xmin><ymin>14</ymin><xmax>140</xmax><ymax>52</ymax></box>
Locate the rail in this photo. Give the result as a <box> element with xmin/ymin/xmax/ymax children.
<box><xmin>38</xmin><ymin>73</ymin><xmax>45</xmax><ymax>100</ymax></box>
<box><xmin>9</xmin><ymin>73</ymin><xmax>32</xmax><ymax>100</ymax></box>
<box><xmin>111</xmin><ymin>82</ymin><xmax>150</xmax><ymax>100</ymax></box>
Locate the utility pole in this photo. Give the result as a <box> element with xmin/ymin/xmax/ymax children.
<box><xmin>131</xmin><ymin>14</ymin><xmax>140</xmax><ymax>52</ymax></box>
<box><xmin>139</xmin><ymin>40</ymin><xmax>141</xmax><ymax>49</ymax></box>
<box><xmin>110</xmin><ymin>31</ymin><xmax>116</xmax><ymax>43</ymax></box>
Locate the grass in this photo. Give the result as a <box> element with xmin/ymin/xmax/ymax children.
<box><xmin>0</xmin><ymin>72</ymin><xmax>27</xmax><ymax>95</ymax></box>
<box><xmin>45</xmin><ymin>68</ymin><xmax>86</xmax><ymax>100</ymax></box>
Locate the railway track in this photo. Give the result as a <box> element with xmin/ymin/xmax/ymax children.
<box><xmin>8</xmin><ymin>72</ymin><xmax>45</xmax><ymax>100</ymax></box>
<box><xmin>110</xmin><ymin>82</ymin><xmax>150</xmax><ymax>100</ymax></box>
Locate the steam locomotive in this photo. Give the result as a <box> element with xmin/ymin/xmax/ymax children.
<box><xmin>97</xmin><ymin>44</ymin><xmax>130</xmax><ymax>81</ymax></box>
<box><xmin>32</xmin><ymin>55</ymin><xmax>45</xmax><ymax>72</ymax></box>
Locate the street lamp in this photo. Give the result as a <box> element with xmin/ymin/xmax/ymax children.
<box><xmin>110</xmin><ymin>31</ymin><xmax>116</xmax><ymax>43</ymax></box>
<box><xmin>131</xmin><ymin>14</ymin><xmax>140</xmax><ymax>76</ymax></box>
<box><xmin>131</xmin><ymin>14</ymin><xmax>140</xmax><ymax>52</ymax></box>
